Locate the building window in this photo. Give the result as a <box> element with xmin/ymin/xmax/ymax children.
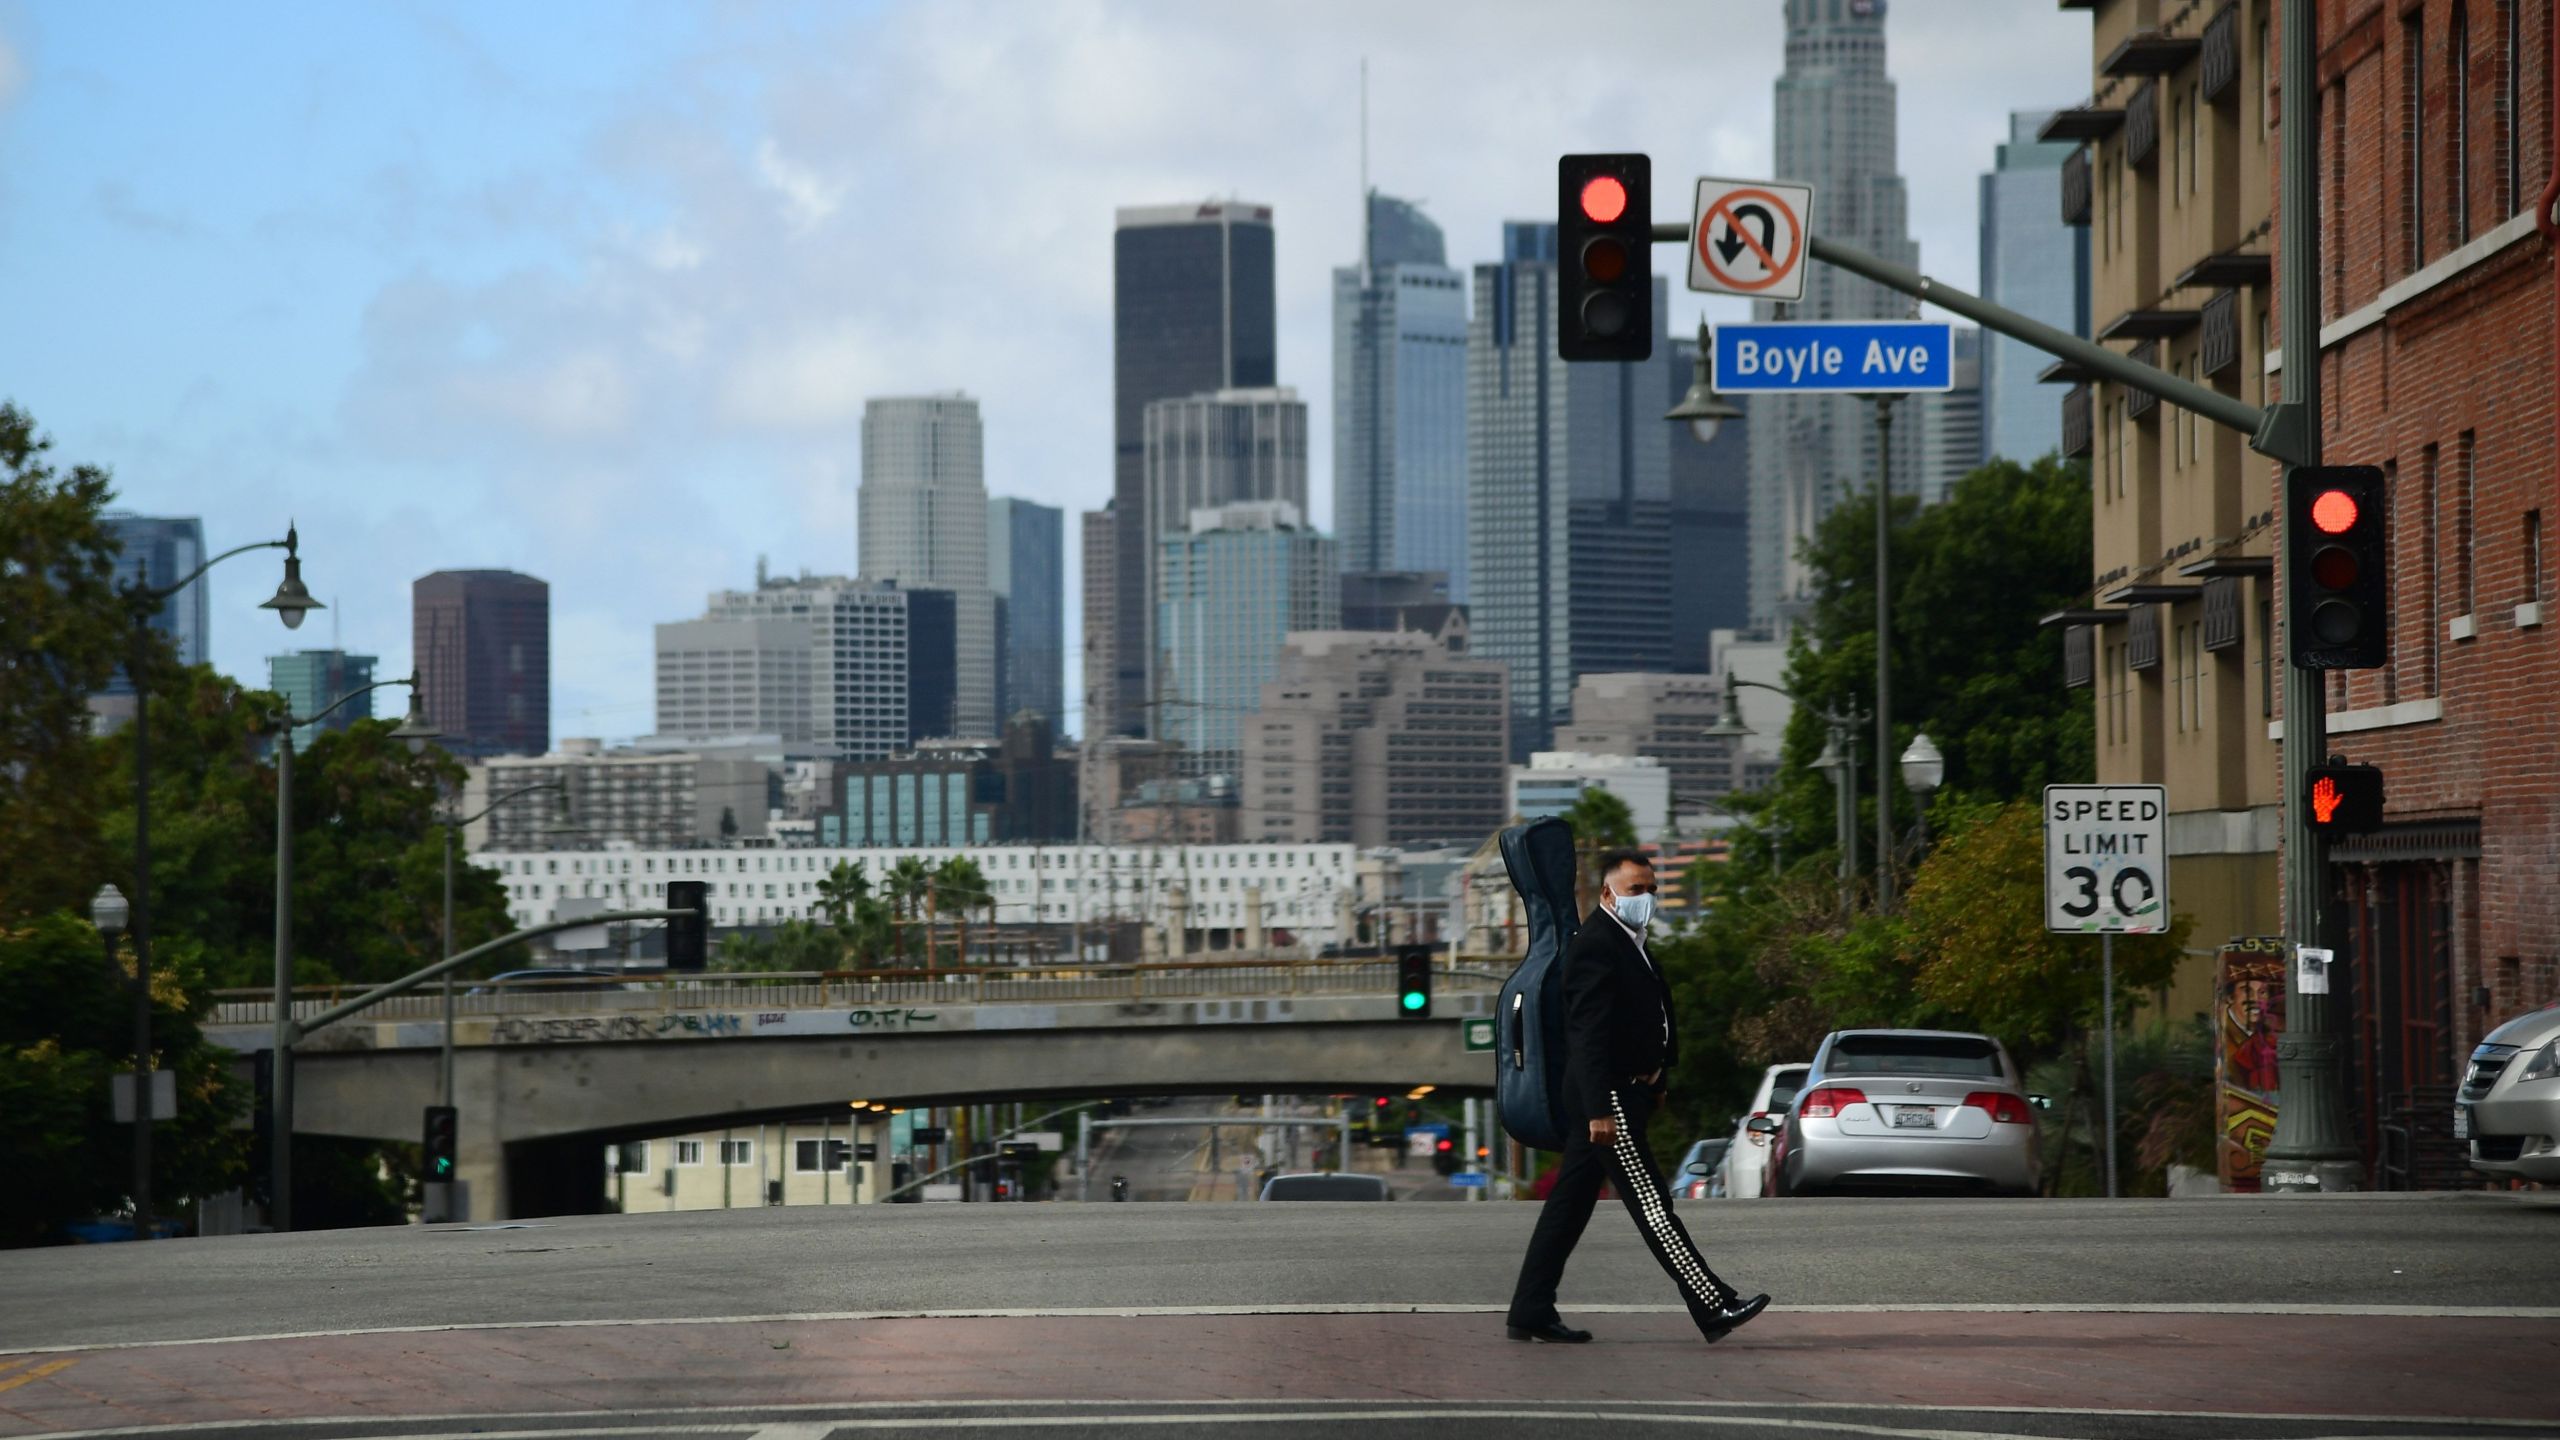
<box><xmin>2421</xmin><ymin>445</ymin><xmax>2442</xmax><ymax>694</ymax></box>
<box><xmin>675</xmin><ymin>1140</ymin><xmax>704</xmax><ymax>1167</ymax></box>
<box><xmin>2450</xmin><ymin>3</ymin><xmax>2471</xmax><ymax>246</ymax></box>
<box><xmin>2403</xmin><ymin>10</ymin><xmax>2425</xmax><ymax>272</ymax></box>
<box><xmin>615</xmin><ymin>1143</ymin><xmax>650</xmax><ymax>1175</ymax></box>
<box><xmin>2457</xmin><ymin>432</ymin><xmax>2479</xmax><ymax>616</ymax></box>
<box><xmin>720</xmin><ymin>1139</ymin><xmax>755</xmax><ymax>1167</ymax></box>
<box><xmin>793</xmin><ymin>1139</ymin><xmax>827</xmax><ymax>1173</ymax></box>
<box><xmin>2527</xmin><ymin>510</ymin><xmax>2546</xmax><ymax>604</ymax></box>
<box><xmin>2502</xmin><ymin>0</ymin><xmax>2523</xmax><ymax>214</ymax></box>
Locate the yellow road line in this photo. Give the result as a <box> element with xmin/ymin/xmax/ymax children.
<box><xmin>0</xmin><ymin>1358</ymin><xmax>26</xmax><ymax>1375</ymax></box>
<box><xmin>0</xmin><ymin>1358</ymin><xmax>77</xmax><ymax>1393</ymax></box>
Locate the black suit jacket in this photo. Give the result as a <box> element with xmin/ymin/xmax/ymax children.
<box><xmin>1561</xmin><ymin>907</ymin><xmax>1679</xmax><ymax>1124</ymax></box>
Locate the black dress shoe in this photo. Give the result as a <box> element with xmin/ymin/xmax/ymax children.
<box><xmin>1505</xmin><ymin>1318</ymin><xmax>1594</xmax><ymax>1343</ymax></box>
<box><xmin>1693</xmin><ymin>1293</ymin><xmax>1771</xmax><ymax>1343</ymax></box>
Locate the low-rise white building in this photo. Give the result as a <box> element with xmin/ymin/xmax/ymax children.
<box><xmin>1508</xmin><ymin>751</ymin><xmax>1673</xmax><ymax>843</ymax></box>
<box><xmin>476</xmin><ymin>840</ymin><xmax>1366</xmax><ymax>955</ymax></box>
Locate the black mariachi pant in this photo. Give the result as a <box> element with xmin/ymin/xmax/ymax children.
<box><xmin>1506</xmin><ymin>1084</ymin><xmax>1738</xmax><ymax>1327</ymax></box>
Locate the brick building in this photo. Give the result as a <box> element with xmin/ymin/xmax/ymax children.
<box><xmin>2057</xmin><ymin>0</ymin><xmax>2555</xmax><ymax>1184</ymax></box>
<box><xmin>2276</xmin><ymin>0</ymin><xmax>2558</xmax><ymax>1141</ymax></box>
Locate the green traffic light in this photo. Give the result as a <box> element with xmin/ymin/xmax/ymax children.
<box><xmin>1401</xmin><ymin>992</ymin><xmax>1425</xmax><ymax>1011</ymax></box>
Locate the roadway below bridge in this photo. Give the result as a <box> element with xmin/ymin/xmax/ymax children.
<box><xmin>0</xmin><ymin>1194</ymin><xmax>2552</xmax><ymax>1439</ymax></box>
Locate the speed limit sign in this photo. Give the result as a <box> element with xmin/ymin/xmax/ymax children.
<box><xmin>2043</xmin><ymin>785</ymin><xmax>2169</xmax><ymax>934</ymax></box>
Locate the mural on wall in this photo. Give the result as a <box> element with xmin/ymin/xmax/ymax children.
<box><xmin>2216</xmin><ymin>940</ymin><xmax>2286</xmax><ymax>1192</ymax></box>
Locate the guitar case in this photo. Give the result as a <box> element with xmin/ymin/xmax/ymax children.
<box><xmin>1493</xmin><ymin>817</ymin><xmax>1581</xmax><ymax>1152</ymax></box>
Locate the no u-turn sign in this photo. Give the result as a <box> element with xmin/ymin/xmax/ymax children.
<box><xmin>2043</xmin><ymin>785</ymin><xmax>2170</xmax><ymax>934</ymax></box>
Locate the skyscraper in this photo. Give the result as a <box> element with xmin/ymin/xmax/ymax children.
<box><xmin>657</xmin><ymin>573</ymin><xmax>945</xmax><ymax>760</ymax></box>
<box><xmin>1154</xmin><ymin>501</ymin><xmax>1336</xmax><ymax>779</ymax></box>
<box><xmin>98</xmin><ymin>514</ymin><xmax>207</xmax><ymax>696</ymax></box>
<box><xmin>1467</xmin><ymin>222</ymin><xmax>1672</xmax><ymax>755</ymax></box>
<box><xmin>1109</xmin><ymin>200</ymin><xmax>1276</xmax><ymax>738</ymax></box>
<box><xmin>413</xmin><ymin>570</ymin><xmax>549</xmax><ymax>759</ymax></box>
<box><xmin>1080</xmin><ymin>507</ymin><xmax>1116</xmax><ymax>742</ymax></box>
<box><xmin>1333</xmin><ymin>193</ymin><xmax>1469</xmax><ymax>598</ymax></box>
<box><xmin>1746</xmin><ymin>0</ymin><xmax>1923</xmax><ymax>627</ymax></box>
<box><xmin>1914</xmin><ymin>326</ymin><xmax>1984</xmax><ymax>504</ymax></box>
<box><xmin>987</xmin><ymin>496</ymin><xmax>1064</xmax><ymax>727</ymax></box>
<box><xmin>1978</xmin><ymin>109</ymin><xmax>2090</xmax><ymax>464</ymax></box>
<box><xmin>860</xmin><ymin>394</ymin><xmax>998</xmax><ymax>736</ymax></box>
<box><xmin>1141</xmin><ymin>386</ymin><xmax>1309</xmax><ymax>701</ymax></box>
<box><xmin>1241</xmin><ymin>628</ymin><xmax>1509</xmax><ymax>846</ymax></box>
<box><xmin>268</xmin><ymin>650</ymin><xmax>378</xmax><ymax>751</ymax></box>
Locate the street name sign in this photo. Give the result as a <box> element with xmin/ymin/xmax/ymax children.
<box><xmin>1449</xmin><ymin>1171</ymin><xmax>1489</xmax><ymax>1188</ymax></box>
<box><xmin>2043</xmin><ymin>784</ymin><xmax>2169</xmax><ymax>934</ymax></box>
<box><xmin>1461</xmin><ymin>1017</ymin><xmax>1496</xmax><ymax>1052</ymax></box>
<box><xmin>1712</xmin><ymin>320</ymin><xmax>1955</xmax><ymax>394</ymax></box>
<box><xmin>1688</xmin><ymin>177</ymin><xmax>1813</xmax><ymax>300</ymax></box>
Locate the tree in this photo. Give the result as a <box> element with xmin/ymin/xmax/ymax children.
<box><xmin>0</xmin><ymin>403</ymin><xmax>143</xmax><ymax>924</ymax></box>
<box><xmin>885</xmin><ymin>856</ymin><xmax>932</xmax><ymax>967</ymax></box>
<box><xmin>1558</xmin><ymin>787</ymin><xmax>1639</xmax><ymax>915</ymax></box>
<box><xmin>0</xmin><ymin>910</ymin><xmax>246</xmax><ymax>1246</ymax></box>
<box><xmin>933</xmin><ymin>856</ymin><xmax>993</xmax><ymax>968</ymax></box>
<box><xmin>812</xmin><ymin>860</ymin><xmax>891</xmax><ymax>967</ymax></box>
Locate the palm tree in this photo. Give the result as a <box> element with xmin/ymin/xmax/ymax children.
<box><xmin>1560</xmin><ymin>786</ymin><xmax>1641</xmax><ymax>916</ymax></box>
<box><xmin>934</xmin><ymin>856</ymin><xmax>993</xmax><ymax>968</ymax></box>
<box><xmin>885</xmin><ymin>856</ymin><xmax>932</xmax><ymax>968</ymax></box>
<box><xmin>816</xmin><ymin>860</ymin><xmax>869</xmax><ymax>929</ymax></box>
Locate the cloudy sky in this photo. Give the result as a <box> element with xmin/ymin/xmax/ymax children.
<box><xmin>0</xmin><ymin>0</ymin><xmax>2089</xmax><ymax>743</ymax></box>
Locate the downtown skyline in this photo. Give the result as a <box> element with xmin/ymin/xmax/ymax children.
<box><xmin>0</xmin><ymin>2</ymin><xmax>2091</xmax><ymax>741</ymax></box>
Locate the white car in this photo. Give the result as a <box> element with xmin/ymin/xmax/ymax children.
<box><xmin>1714</xmin><ymin>1062</ymin><xmax>1810</xmax><ymax>1198</ymax></box>
<box><xmin>2460</xmin><ymin>1002</ymin><xmax>2560</xmax><ymax>1183</ymax></box>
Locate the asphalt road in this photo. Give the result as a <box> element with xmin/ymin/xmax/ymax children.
<box><xmin>2</xmin><ymin>1191</ymin><xmax>2553</xmax><ymax>1351</ymax></box>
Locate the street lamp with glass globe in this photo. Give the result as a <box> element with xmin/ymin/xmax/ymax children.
<box><xmin>117</xmin><ymin>523</ymin><xmax>318</xmax><ymax>1241</ymax></box>
<box><xmin>1665</xmin><ymin>321</ymin><xmax>1745</xmax><ymax>445</ymax></box>
<box><xmin>1900</xmin><ymin>733</ymin><xmax>1945</xmax><ymax>856</ymax></box>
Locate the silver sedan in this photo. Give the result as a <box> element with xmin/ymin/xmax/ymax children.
<box><xmin>1761</xmin><ymin>1029</ymin><xmax>2041</xmax><ymax>1198</ymax></box>
<box><xmin>2460</xmin><ymin>1003</ymin><xmax>2560</xmax><ymax>1183</ymax></box>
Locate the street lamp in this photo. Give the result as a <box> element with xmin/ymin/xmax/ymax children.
<box><xmin>424</xmin><ymin>780</ymin><xmax>564</xmax><ymax>1223</ymax></box>
<box><xmin>89</xmin><ymin>883</ymin><xmax>147</xmax><ymax>1233</ymax></box>
<box><xmin>270</xmin><ymin>672</ymin><xmax>432</xmax><ymax>1232</ymax></box>
<box><xmin>116</xmin><ymin>524</ymin><xmax>314</xmax><ymax>1241</ymax></box>
<box><xmin>1666</xmin><ymin>321</ymin><xmax>1745</xmax><ymax>445</ymax></box>
<box><xmin>1900</xmin><ymin>733</ymin><xmax>1944</xmax><ymax>856</ymax></box>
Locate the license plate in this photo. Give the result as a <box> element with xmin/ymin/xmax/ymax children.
<box><xmin>1892</xmin><ymin>1107</ymin><xmax>1935</xmax><ymax>1129</ymax></box>
<box><xmin>2453</xmin><ymin>1106</ymin><xmax>2470</xmax><ymax>1140</ymax></box>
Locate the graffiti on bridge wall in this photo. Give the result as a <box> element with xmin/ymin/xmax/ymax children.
<box><xmin>490</xmin><ymin>1012</ymin><xmax>746</xmax><ymax>1045</ymax></box>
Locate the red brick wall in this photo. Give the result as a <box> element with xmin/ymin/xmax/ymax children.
<box><xmin>2276</xmin><ymin>0</ymin><xmax>2559</xmax><ymax>1007</ymax></box>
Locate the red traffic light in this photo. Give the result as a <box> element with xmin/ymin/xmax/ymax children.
<box><xmin>2310</xmin><ymin>489</ymin><xmax>2359</xmax><ymax>534</ymax></box>
<box><xmin>1374</xmin><ymin>1096</ymin><xmax>1390</xmax><ymax>1108</ymax></box>
<box><xmin>1435</xmin><ymin>1137</ymin><xmax>1454</xmax><ymax>1152</ymax></box>
<box><xmin>1579</xmin><ymin>174</ymin><xmax>1628</xmax><ymax>223</ymax></box>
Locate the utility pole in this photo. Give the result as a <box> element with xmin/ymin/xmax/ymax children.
<box><xmin>2258</xmin><ymin>0</ymin><xmax>2360</xmax><ymax>1193</ymax></box>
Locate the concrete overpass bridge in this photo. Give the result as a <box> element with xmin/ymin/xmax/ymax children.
<box><xmin>205</xmin><ymin>959</ymin><xmax>1504</xmax><ymax>1219</ymax></box>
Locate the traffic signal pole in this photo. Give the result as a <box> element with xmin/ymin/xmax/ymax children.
<box><xmin>2258</xmin><ymin>0</ymin><xmax>2360</xmax><ymax>1192</ymax></box>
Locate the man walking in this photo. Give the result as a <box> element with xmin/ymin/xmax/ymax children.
<box><xmin>1505</xmin><ymin>849</ymin><xmax>1770</xmax><ymax>1345</ymax></box>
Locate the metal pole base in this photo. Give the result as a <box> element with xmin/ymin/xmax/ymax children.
<box><xmin>2259</xmin><ymin>1159</ymin><xmax>2364</xmax><ymax>1194</ymax></box>
<box><xmin>421</xmin><ymin>1180</ymin><xmax>453</xmax><ymax>1224</ymax></box>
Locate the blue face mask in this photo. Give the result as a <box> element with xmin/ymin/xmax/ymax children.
<box><xmin>1612</xmin><ymin>890</ymin><xmax>1656</xmax><ymax>931</ymax></box>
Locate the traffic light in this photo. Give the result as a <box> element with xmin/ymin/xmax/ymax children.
<box><xmin>666</xmin><ymin>880</ymin><xmax>708</xmax><ymax>972</ymax></box>
<box><xmin>1559</xmin><ymin>153</ymin><xmax>1652</xmax><ymax>362</ymax></box>
<box><xmin>2304</xmin><ymin>757</ymin><xmax>2385</xmax><ymax>834</ymax></box>
<box><xmin>423</xmin><ymin>1105</ymin><xmax>458</xmax><ymax>1182</ymax></box>
<box><xmin>1395</xmin><ymin>945</ymin><xmax>1433</xmax><ymax>1019</ymax></box>
<box><xmin>1432</xmin><ymin>1136</ymin><xmax>1458</xmax><ymax>1176</ymax></box>
<box><xmin>2287</xmin><ymin>466</ymin><xmax>2388</xmax><ymax>669</ymax></box>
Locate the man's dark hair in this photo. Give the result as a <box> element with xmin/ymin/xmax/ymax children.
<box><xmin>1593</xmin><ymin>848</ymin><xmax>1654</xmax><ymax>882</ymax></box>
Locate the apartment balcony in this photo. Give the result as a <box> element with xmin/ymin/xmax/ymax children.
<box><xmin>2125</xmin><ymin>81</ymin><xmax>2159</xmax><ymax>170</ymax></box>
<box><xmin>2062</xmin><ymin>145</ymin><xmax>2092</xmax><ymax>226</ymax></box>
<box><xmin>2062</xmin><ymin>385</ymin><xmax>2094</xmax><ymax>458</ymax></box>
<box><xmin>2201</xmin><ymin>3</ymin><xmax>2241</xmax><ymax>104</ymax></box>
<box><xmin>2125</xmin><ymin>341</ymin><xmax>2160</xmax><ymax>421</ymax></box>
<box><xmin>2201</xmin><ymin>290</ymin><xmax>2241</xmax><ymax>378</ymax></box>
<box><xmin>2101</xmin><ymin>30</ymin><xmax>2203</xmax><ymax>77</ymax></box>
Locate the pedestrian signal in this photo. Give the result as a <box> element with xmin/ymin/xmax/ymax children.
<box><xmin>2304</xmin><ymin>758</ymin><xmax>2384</xmax><ymax>834</ymax></box>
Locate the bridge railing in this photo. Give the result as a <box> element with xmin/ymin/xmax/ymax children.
<box><xmin>204</xmin><ymin>957</ymin><xmax>1506</xmax><ymax>1027</ymax></box>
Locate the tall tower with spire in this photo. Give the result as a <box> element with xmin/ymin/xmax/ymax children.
<box><xmin>1745</xmin><ymin>0</ymin><xmax>1922</xmax><ymax>628</ymax></box>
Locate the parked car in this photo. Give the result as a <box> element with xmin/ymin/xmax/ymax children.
<box><xmin>1671</xmin><ymin>1138</ymin><xmax>1731</xmax><ymax>1200</ymax></box>
<box><xmin>1715</xmin><ymin>1063</ymin><xmax>1810</xmax><ymax>1198</ymax></box>
<box><xmin>1258</xmin><ymin>1172</ymin><xmax>1393</xmax><ymax>1201</ymax></box>
<box><xmin>466</xmin><ymin>967</ymin><xmax>649</xmax><ymax>995</ymax></box>
<box><xmin>1762</xmin><ymin>1030</ymin><xmax>2040</xmax><ymax>1198</ymax></box>
<box><xmin>2460</xmin><ymin>1002</ymin><xmax>2560</xmax><ymax>1183</ymax></box>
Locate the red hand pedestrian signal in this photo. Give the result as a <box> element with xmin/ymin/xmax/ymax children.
<box><xmin>2310</xmin><ymin>775</ymin><xmax>2343</xmax><ymax>825</ymax></box>
<box><xmin>2303</xmin><ymin>760</ymin><xmax>2383</xmax><ymax>832</ymax></box>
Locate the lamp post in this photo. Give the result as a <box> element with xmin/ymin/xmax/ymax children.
<box><xmin>1866</xmin><ymin>396</ymin><xmax>1900</xmax><ymax>910</ymax></box>
<box><xmin>1712</xmin><ymin>673</ymin><xmax>1863</xmax><ymax>907</ymax></box>
<box><xmin>1899</xmin><ymin>733</ymin><xmax>1944</xmax><ymax>857</ymax></box>
<box><xmin>269</xmin><ymin>677</ymin><xmax>438</xmax><ymax>1232</ymax></box>
<box><xmin>425</xmin><ymin>782</ymin><xmax>564</xmax><ymax>1224</ymax></box>
<box><xmin>89</xmin><ymin>883</ymin><xmax>142</xmax><ymax>1234</ymax></box>
<box><xmin>1665</xmin><ymin>320</ymin><xmax>1745</xmax><ymax>444</ymax></box>
<box><xmin>115</xmin><ymin>526</ymin><xmax>319</xmax><ymax>1241</ymax></box>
